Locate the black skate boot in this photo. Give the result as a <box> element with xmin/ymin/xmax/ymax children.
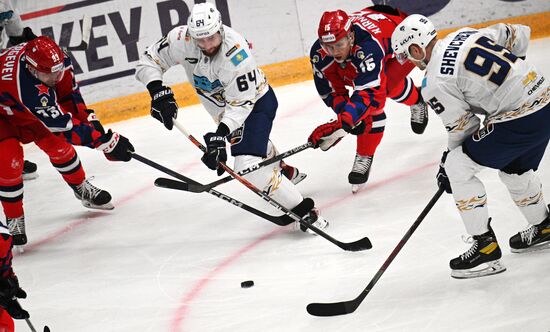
<box><xmin>410</xmin><ymin>95</ymin><xmax>428</xmax><ymax>134</ymax></box>
<box><xmin>22</xmin><ymin>160</ymin><xmax>38</xmax><ymax>181</ymax></box>
<box><xmin>70</xmin><ymin>178</ymin><xmax>114</xmax><ymax>210</ymax></box>
<box><xmin>348</xmin><ymin>154</ymin><xmax>373</xmax><ymax>194</ymax></box>
<box><xmin>450</xmin><ymin>222</ymin><xmax>506</xmax><ymax>279</ymax></box>
<box><xmin>280</xmin><ymin>161</ymin><xmax>307</xmax><ymax>185</ymax></box>
<box><xmin>509</xmin><ymin>213</ymin><xmax>550</xmax><ymax>253</ymax></box>
<box><xmin>7</xmin><ymin>216</ymin><xmax>27</xmax><ymax>245</ymax></box>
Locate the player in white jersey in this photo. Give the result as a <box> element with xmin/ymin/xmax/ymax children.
<box><xmin>392</xmin><ymin>15</ymin><xmax>550</xmax><ymax>279</ymax></box>
<box><xmin>135</xmin><ymin>3</ymin><xmax>328</xmax><ymax>233</ymax></box>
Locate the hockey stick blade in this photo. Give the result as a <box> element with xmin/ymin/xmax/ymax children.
<box><xmin>341</xmin><ymin>237</ymin><xmax>372</xmax><ymax>251</ymax></box>
<box><xmin>307</xmin><ymin>300</ymin><xmax>359</xmax><ymax>317</ymax></box>
<box><xmin>154</xmin><ymin>177</ymin><xmax>192</xmax><ymax>191</ymax></box>
<box><xmin>306</xmin><ymin>188</ymin><xmax>444</xmax><ymax>317</ymax></box>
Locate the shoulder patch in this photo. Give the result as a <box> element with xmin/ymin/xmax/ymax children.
<box><xmin>225</xmin><ymin>44</ymin><xmax>240</xmax><ymax>57</ymax></box>
<box><xmin>230</xmin><ymin>49</ymin><xmax>248</xmax><ymax>66</ymax></box>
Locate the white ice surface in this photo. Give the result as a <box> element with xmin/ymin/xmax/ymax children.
<box><xmin>12</xmin><ymin>38</ymin><xmax>550</xmax><ymax>331</ymax></box>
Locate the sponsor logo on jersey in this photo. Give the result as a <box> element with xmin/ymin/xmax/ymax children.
<box><xmin>225</xmin><ymin>44</ymin><xmax>240</xmax><ymax>57</ymax></box>
<box><xmin>230</xmin><ymin>49</ymin><xmax>248</xmax><ymax>66</ymax></box>
<box><xmin>472</xmin><ymin>123</ymin><xmax>494</xmax><ymax>142</ymax></box>
<box><xmin>185</xmin><ymin>57</ymin><xmax>198</xmax><ymax>64</ymax></box>
<box><xmin>522</xmin><ymin>71</ymin><xmax>538</xmax><ymax>86</ymax></box>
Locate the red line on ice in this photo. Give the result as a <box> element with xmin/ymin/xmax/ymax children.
<box><xmin>170</xmin><ymin>161</ymin><xmax>438</xmax><ymax>331</ymax></box>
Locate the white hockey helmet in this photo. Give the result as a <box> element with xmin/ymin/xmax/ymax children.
<box><xmin>187</xmin><ymin>3</ymin><xmax>223</xmax><ymax>39</ymax></box>
<box><xmin>391</xmin><ymin>14</ymin><xmax>437</xmax><ymax>64</ymax></box>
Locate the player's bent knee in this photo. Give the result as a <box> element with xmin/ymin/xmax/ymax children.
<box><xmin>498</xmin><ymin>169</ymin><xmax>536</xmax><ymax>192</ymax></box>
<box><xmin>445</xmin><ymin>147</ymin><xmax>482</xmax><ymax>183</ymax></box>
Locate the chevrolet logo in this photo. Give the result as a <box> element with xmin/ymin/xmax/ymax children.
<box><xmin>522</xmin><ymin>71</ymin><xmax>538</xmax><ymax>86</ymax></box>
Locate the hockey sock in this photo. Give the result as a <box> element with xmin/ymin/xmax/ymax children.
<box><xmin>35</xmin><ymin>136</ymin><xmax>86</xmax><ymax>186</ymax></box>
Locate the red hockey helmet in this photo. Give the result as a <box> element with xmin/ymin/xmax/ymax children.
<box><xmin>25</xmin><ymin>36</ymin><xmax>64</xmax><ymax>73</ymax></box>
<box><xmin>317</xmin><ymin>10</ymin><xmax>352</xmax><ymax>44</ymax></box>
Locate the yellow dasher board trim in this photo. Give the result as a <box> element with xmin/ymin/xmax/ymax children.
<box><xmin>90</xmin><ymin>11</ymin><xmax>550</xmax><ymax>125</ymax></box>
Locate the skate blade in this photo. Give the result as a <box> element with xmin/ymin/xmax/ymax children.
<box><xmin>22</xmin><ymin>173</ymin><xmax>39</xmax><ymax>181</ymax></box>
<box><xmin>291</xmin><ymin>173</ymin><xmax>307</xmax><ymax>185</ymax></box>
<box><xmin>451</xmin><ymin>260</ymin><xmax>506</xmax><ymax>279</ymax></box>
<box><xmin>511</xmin><ymin>241</ymin><xmax>550</xmax><ymax>254</ymax></box>
<box><xmin>82</xmin><ymin>201</ymin><xmax>114</xmax><ymax>210</ymax></box>
<box><xmin>351</xmin><ymin>183</ymin><xmax>365</xmax><ymax>194</ymax></box>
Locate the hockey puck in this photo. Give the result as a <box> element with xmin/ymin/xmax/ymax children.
<box><xmin>241</xmin><ymin>280</ymin><xmax>254</xmax><ymax>288</ymax></box>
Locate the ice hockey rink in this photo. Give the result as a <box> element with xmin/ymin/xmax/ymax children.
<box><xmin>12</xmin><ymin>37</ymin><xmax>550</xmax><ymax>332</ymax></box>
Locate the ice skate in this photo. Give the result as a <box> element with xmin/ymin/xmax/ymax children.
<box><xmin>509</xmin><ymin>214</ymin><xmax>550</xmax><ymax>253</ymax></box>
<box><xmin>450</xmin><ymin>225</ymin><xmax>506</xmax><ymax>279</ymax></box>
<box><xmin>7</xmin><ymin>216</ymin><xmax>27</xmax><ymax>245</ymax></box>
<box><xmin>348</xmin><ymin>154</ymin><xmax>373</xmax><ymax>194</ymax></box>
<box><xmin>22</xmin><ymin>160</ymin><xmax>38</xmax><ymax>181</ymax></box>
<box><xmin>70</xmin><ymin>177</ymin><xmax>114</xmax><ymax>210</ymax></box>
<box><xmin>410</xmin><ymin>96</ymin><xmax>428</xmax><ymax>134</ymax></box>
<box><xmin>281</xmin><ymin>161</ymin><xmax>307</xmax><ymax>185</ymax></box>
<box><xmin>298</xmin><ymin>208</ymin><xmax>329</xmax><ymax>235</ymax></box>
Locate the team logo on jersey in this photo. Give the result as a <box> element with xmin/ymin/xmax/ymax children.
<box><xmin>230</xmin><ymin>49</ymin><xmax>248</xmax><ymax>66</ymax></box>
<box><xmin>193</xmin><ymin>75</ymin><xmax>222</xmax><ymax>92</ymax></box>
<box><xmin>35</xmin><ymin>84</ymin><xmax>50</xmax><ymax>96</ymax></box>
<box><xmin>312</xmin><ymin>55</ymin><xmax>319</xmax><ymax>64</ymax></box>
<box><xmin>357</xmin><ymin>51</ymin><xmax>365</xmax><ymax>59</ymax></box>
<box><xmin>40</xmin><ymin>96</ymin><xmax>49</xmax><ymax>107</ymax></box>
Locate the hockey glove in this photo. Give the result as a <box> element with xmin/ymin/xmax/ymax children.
<box><xmin>436</xmin><ymin>150</ymin><xmax>452</xmax><ymax>194</ymax></box>
<box><xmin>7</xmin><ymin>27</ymin><xmax>37</xmax><ymax>46</ymax></box>
<box><xmin>97</xmin><ymin>130</ymin><xmax>135</xmax><ymax>162</ymax></box>
<box><xmin>148</xmin><ymin>81</ymin><xmax>178</xmax><ymax>130</ymax></box>
<box><xmin>0</xmin><ymin>271</ymin><xmax>29</xmax><ymax>320</ymax></box>
<box><xmin>202</xmin><ymin>132</ymin><xmax>227</xmax><ymax>176</ymax></box>
<box><xmin>85</xmin><ymin>109</ymin><xmax>105</xmax><ymax>135</ymax></box>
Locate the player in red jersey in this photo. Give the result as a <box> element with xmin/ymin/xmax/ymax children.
<box><xmin>0</xmin><ymin>36</ymin><xmax>134</xmax><ymax>246</ymax></box>
<box><xmin>308</xmin><ymin>5</ymin><xmax>428</xmax><ymax>193</ymax></box>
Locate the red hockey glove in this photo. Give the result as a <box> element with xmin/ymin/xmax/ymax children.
<box><xmin>308</xmin><ymin>119</ymin><xmax>347</xmax><ymax>151</ymax></box>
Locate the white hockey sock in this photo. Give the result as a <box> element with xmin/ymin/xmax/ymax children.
<box><xmin>499</xmin><ymin>170</ymin><xmax>548</xmax><ymax>225</ymax></box>
<box><xmin>446</xmin><ymin>148</ymin><xmax>489</xmax><ymax>235</ymax></box>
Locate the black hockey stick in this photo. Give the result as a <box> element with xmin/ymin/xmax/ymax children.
<box><xmin>131</xmin><ymin>152</ymin><xmax>292</xmax><ymax>226</ymax></box>
<box><xmin>306</xmin><ymin>187</ymin><xmax>444</xmax><ymax>316</ymax></box>
<box><xmin>177</xmin><ymin>142</ymin><xmax>313</xmax><ymax>192</ymax></box>
<box><xmin>173</xmin><ymin>121</ymin><xmax>372</xmax><ymax>252</ymax></box>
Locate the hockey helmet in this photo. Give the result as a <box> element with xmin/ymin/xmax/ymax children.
<box><xmin>25</xmin><ymin>36</ymin><xmax>64</xmax><ymax>73</ymax></box>
<box><xmin>391</xmin><ymin>14</ymin><xmax>437</xmax><ymax>64</ymax></box>
<box><xmin>317</xmin><ymin>10</ymin><xmax>352</xmax><ymax>44</ymax></box>
<box><xmin>187</xmin><ymin>3</ymin><xmax>223</xmax><ymax>39</ymax></box>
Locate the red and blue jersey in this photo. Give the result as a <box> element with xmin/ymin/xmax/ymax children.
<box><xmin>310</xmin><ymin>7</ymin><xmax>408</xmax><ymax>123</ymax></box>
<box><xmin>0</xmin><ymin>43</ymin><xmax>101</xmax><ymax>147</ymax></box>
